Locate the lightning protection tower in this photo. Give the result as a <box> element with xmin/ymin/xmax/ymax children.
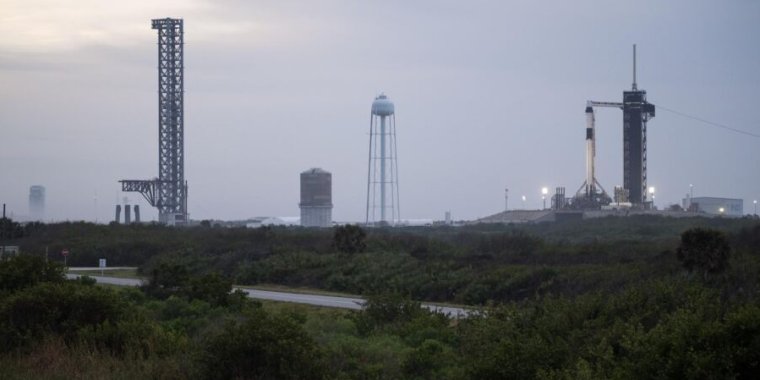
<box><xmin>623</xmin><ymin>44</ymin><xmax>656</xmax><ymax>205</ymax></box>
<box><xmin>366</xmin><ymin>93</ymin><xmax>400</xmax><ymax>226</ymax></box>
<box><xmin>120</xmin><ymin>18</ymin><xmax>188</xmax><ymax>225</ymax></box>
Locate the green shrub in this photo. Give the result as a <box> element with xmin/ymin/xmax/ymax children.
<box><xmin>356</xmin><ymin>293</ymin><xmax>427</xmax><ymax>336</ymax></box>
<box><xmin>0</xmin><ymin>282</ymin><xmax>125</xmax><ymax>350</ymax></box>
<box><xmin>677</xmin><ymin>228</ymin><xmax>731</xmax><ymax>279</ymax></box>
<box><xmin>202</xmin><ymin>309</ymin><xmax>326</xmax><ymax>380</ymax></box>
<box><xmin>0</xmin><ymin>254</ymin><xmax>65</xmax><ymax>292</ymax></box>
<box><xmin>333</xmin><ymin>225</ymin><xmax>367</xmax><ymax>254</ymax></box>
<box><xmin>78</xmin><ymin>317</ymin><xmax>189</xmax><ymax>358</ymax></box>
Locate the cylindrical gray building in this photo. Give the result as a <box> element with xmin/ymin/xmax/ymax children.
<box><xmin>300</xmin><ymin>168</ymin><xmax>332</xmax><ymax>227</ymax></box>
<box><xmin>124</xmin><ymin>205</ymin><xmax>132</xmax><ymax>224</ymax></box>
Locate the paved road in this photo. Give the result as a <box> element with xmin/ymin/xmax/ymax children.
<box><xmin>65</xmin><ymin>273</ymin><xmax>473</xmax><ymax>317</ymax></box>
<box><xmin>67</xmin><ymin>274</ymin><xmax>142</xmax><ymax>286</ymax></box>
<box><xmin>239</xmin><ymin>288</ymin><xmax>365</xmax><ymax>310</ymax></box>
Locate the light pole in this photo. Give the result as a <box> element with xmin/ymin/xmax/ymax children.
<box><xmin>754</xmin><ymin>200</ymin><xmax>757</xmax><ymax>216</ymax></box>
<box><xmin>521</xmin><ymin>195</ymin><xmax>526</xmax><ymax>210</ymax></box>
<box><xmin>541</xmin><ymin>187</ymin><xmax>548</xmax><ymax>210</ymax></box>
<box><xmin>648</xmin><ymin>186</ymin><xmax>656</xmax><ymax>209</ymax></box>
<box><xmin>719</xmin><ymin>207</ymin><xmax>725</xmax><ymax>216</ymax></box>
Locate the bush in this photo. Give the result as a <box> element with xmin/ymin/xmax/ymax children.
<box><xmin>202</xmin><ymin>309</ymin><xmax>326</xmax><ymax>380</ymax></box>
<box><xmin>356</xmin><ymin>293</ymin><xmax>428</xmax><ymax>336</ymax></box>
<box><xmin>0</xmin><ymin>254</ymin><xmax>65</xmax><ymax>292</ymax></box>
<box><xmin>186</xmin><ymin>272</ymin><xmax>233</xmax><ymax>307</ymax></box>
<box><xmin>143</xmin><ymin>261</ymin><xmax>190</xmax><ymax>299</ymax></box>
<box><xmin>0</xmin><ymin>282</ymin><xmax>125</xmax><ymax>350</ymax></box>
<box><xmin>677</xmin><ymin>228</ymin><xmax>731</xmax><ymax>279</ymax></box>
<box><xmin>0</xmin><ymin>217</ymin><xmax>23</xmax><ymax>240</ymax></box>
<box><xmin>78</xmin><ymin>317</ymin><xmax>188</xmax><ymax>358</ymax></box>
<box><xmin>402</xmin><ymin>339</ymin><xmax>459</xmax><ymax>379</ymax></box>
<box><xmin>333</xmin><ymin>225</ymin><xmax>367</xmax><ymax>254</ymax></box>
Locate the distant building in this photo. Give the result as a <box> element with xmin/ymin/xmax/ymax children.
<box><xmin>683</xmin><ymin>197</ymin><xmax>743</xmax><ymax>217</ymax></box>
<box><xmin>0</xmin><ymin>246</ymin><xmax>20</xmax><ymax>260</ymax></box>
<box><xmin>396</xmin><ymin>219</ymin><xmax>434</xmax><ymax>227</ymax></box>
<box><xmin>300</xmin><ymin>168</ymin><xmax>333</xmax><ymax>227</ymax></box>
<box><xmin>29</xmin><ymin>185</ymin><xmax>45</xmax><ymax>221</ymax></box>
<box><xmin>246</xmin><ymin>217</ymin><xmax>301</xmax><ymax>228</ymax></box>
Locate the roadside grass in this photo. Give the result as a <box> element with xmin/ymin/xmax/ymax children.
<box><xmin>259</xmin><ymin>299</ymin><xmax>355</xmax><ymax>315</ymax></box>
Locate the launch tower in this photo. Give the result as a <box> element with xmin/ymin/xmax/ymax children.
<box><xmin>576</xmin><ymin>45</ymin><xmax>655</xmax><ymax>207</ymax></box>
<box><xmin>120</xmin><ymin>18</ymin><xmax>188</xmax><ymax>225</ymax></box>
<box><xmin>622</xmin><ymin>45</ymin><xmax>656</xmax><ymax>205</ymax></box>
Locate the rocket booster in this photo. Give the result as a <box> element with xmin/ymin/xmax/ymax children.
<box><xmin>585</xmin><ymin>106</ymin><xmax>595</xmax><ymax>196</ymax></box>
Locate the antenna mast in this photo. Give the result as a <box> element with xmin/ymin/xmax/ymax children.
<box><xmin>632</xmin><ymin>44</ymin><xmax>637</xmax><ymax>90</ymax></box>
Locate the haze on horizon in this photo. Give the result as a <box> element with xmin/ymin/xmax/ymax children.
<box><xmin>1</xmin><ymin>0</ymin><xmax>758</xmax><ymax>223</ymax></box>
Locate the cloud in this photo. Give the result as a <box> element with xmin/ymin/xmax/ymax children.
<box><xmin>0</xmin><ymin>0</ymin><xmax>296</xmax><ymax>53</ymax></box>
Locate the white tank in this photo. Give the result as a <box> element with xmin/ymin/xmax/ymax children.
<box><xmin>371</xmin><ymin>93</ymin><xmax>395</xmax><ymax>116</ymax></box>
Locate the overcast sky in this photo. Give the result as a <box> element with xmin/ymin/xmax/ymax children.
<box><xmin>1</xmin><ymin>0</ymin><xmax>759</xmax><ymax>223</ymax></box>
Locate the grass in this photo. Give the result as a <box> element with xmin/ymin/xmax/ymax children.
<box><xmin>0</xmin><ymin>338</ymin><xmax>194</xmax><ymax>379</ymax></box>
<box><xmin>259</xmin><ymin>299</ymin><xmax>356</xmax><ymax>315</ymax></box>
<box><xmin>96</xmin><ymin>282</ymin><xmax>139</xmax><ymax>290</ymax></box>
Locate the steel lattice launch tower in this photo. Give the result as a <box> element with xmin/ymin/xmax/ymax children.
<box><xmin>366</xmin><ymin>93</ymin><xmax>400</xmax><ymax>225</ymax></box>
<box><xmin>120</xmin><ymin>18</ymin><xmax>188</xmax><ymax>225</ymax></box>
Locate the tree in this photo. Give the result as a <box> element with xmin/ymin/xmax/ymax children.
<box><xmin>202</xmin><ymin>309</ymin><xmax>326</xmax><ymax>379</ymax></box>
<box><xmin>143</xmin><ymin>261</ymin><xmax>190</xmax><ymax>298</ymax></box>
<box><xmin>0</xmin><ymin>255</ymin><xmax>65</xmax><ymax>292</ymax></box>
<box><xmin>185</xmin><ymin>272</ymin><xmax>233</xmax><ymax>307</ymax></box>
<box><xmin>403</xmin><ymin>339</ymin><xmax>458</xmax><ymax>379</ymax></box>
<box><xmin>676</xmin><ymin>228</ymin><xmax>731</xmax><ymax>279</ymax></box>
<box><xmin>0</xmin><ymin>282</ymin><xmax>125</xmax><ymax>350</ymax></box>
<box><xmin>0</xmin><ymin>217</ymin><xmax>23</xmax><ymax>240</ymax></box>
<box><xmin>333</xmin><ymin>224</ymin><xmax>367</xmax><ymax>254</ymax></box>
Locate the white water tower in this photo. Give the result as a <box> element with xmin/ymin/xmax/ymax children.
<box><xmin>366</xmin><ymin>93</ymin><xmax>400</xmax><ymax>225</ymax></box>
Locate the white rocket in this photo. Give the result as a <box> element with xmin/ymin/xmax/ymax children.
<box><xmin>585</xmin><ymin>105</ymin><xmax>596</xmax><ymax>197</ymax></box>
<box><xmin>576</xmin><ymin>100</ymin><xmax>620</xmax><ymax>200</ymax></box>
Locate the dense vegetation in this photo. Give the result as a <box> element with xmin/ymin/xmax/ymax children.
<box><xmin>7</xmin><ymin>216</ymin><xmax>760</xmax><ymax>305</ymax></box>
<box><xmin>1</xmin><ymin>215</ymin><xmax>759</xmax><ymax>378</ymax></box>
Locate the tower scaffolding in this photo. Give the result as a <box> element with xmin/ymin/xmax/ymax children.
<box><xmin>120</xmin><ymin>18</ymin><xmax>188</xmax><ymax>225</ymax></box>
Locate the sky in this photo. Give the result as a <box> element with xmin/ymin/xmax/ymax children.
<box><xmin>1</xmin><ymin>0</ymin><xmax>759</xmax><ymax>223</ymax></box>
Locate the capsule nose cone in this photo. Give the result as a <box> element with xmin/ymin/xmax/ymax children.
<box><xmin>585</xmin><ymin>106</ymin><xmax>593</xmax><ymax>113</ymax></box>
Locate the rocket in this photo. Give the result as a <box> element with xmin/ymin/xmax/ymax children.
<box><xmin>585</xmin><ymin>106</ymin><xmax>596</xmax><ymax>197</ymax></box>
